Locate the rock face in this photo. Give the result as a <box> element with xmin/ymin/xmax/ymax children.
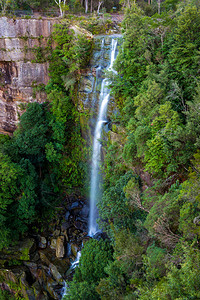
<box><xmin>56</xmin><ymin>236</ymin><xmax>65</xmax><ymax>258</ymax></box>
<box><xmin>0</xmin><ymin>17</ymin><xmax>58</xmax><ymax>135</ymax></box>
<box><xmin>0</xmin><ymin>195</ymin><xmax>89</xmax><ymax>299</ymax></box>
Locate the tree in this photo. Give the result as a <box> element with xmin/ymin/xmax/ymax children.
<box><xmin>54</xmin><ymin>0</ymin><xmax>67</xmax><ymax>17</ymax></box>
<box><xmin>74</xmin><ymin>239</ymin><xmax>113</xmax><ymax>284</ymax></box>
<box><xmin>0</xmin><ymin>0</ymin><xmax>16</xmax><ymax>13</ymax></box>
<box><xmin>0</xmin><ymin>152</ymin><xmax>22</xmax><ymax>248</ymax></box>
<box><xmin>64</xmin><ymin>239</ymin><xmax>113</xmax><ymax>300</ymax></box>
<box><xmin>140</xmin><ymin>244</ymin><xmax>200</xmax><ymax>299</ymax></box>
<box><xmin>64</xmin><ymin>281</ymin><xmax>100</xmax><ymax>300</ymax></box>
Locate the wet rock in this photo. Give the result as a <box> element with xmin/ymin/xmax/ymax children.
<box><xmin>93</xmin><ymin>232</ymin><xmax>108</xmax><ymax>240</ymax></box>
<box><xmin>78</xmin><ymin>205</ymin><xmax>89</xmax><ymax>218</ymax></box>
<box><xmin>61</xmin><ymin>230</ymin><xmax>69</xmax><ymax>242</ymax></box>
<box><xmin>39</xmin><ymin>251</ymin><xmax>51</xmax><ymax>266</ymax></box>
<box><xmin>31</xmin><ymin>251</ymin><xmax>40</xmax><ymax>263</ymax></box>
<box><xmin>20</xmin><ymin>271</ymin><xmax>35</xmax><ymax>300</ymax></box>
<box><xmin>49</xmin><ymin>263</ymin><xmax>63</xmax><ymax>284</ymax></box>
<box><xmin>50</xmin><ymin>238</ymin><xmax>57</xmax><ymax>250</ymax></box>
<box><xmin>69</xmin><ymin>215</ymin><xmax>74</xmax><ymax>222</ymax></box>
<box><xmin>56</xmin><ymin>236</ymin><xmax>65</xmax><ymax>258</ymax></box>
<box><xmin>194</xmin><ymin>216</ymin><xmax>200</xmax><ymax>225</ymax></box>
<box><xmin>46</xmin><ymin>277</ymin><xmax>60</xmax><ymax>299</ymax></box>
<box><xmin>0</xmin><ymin>238</ymin><xmax>36</xmax><ymax>262</ymax></box>
<box><xmin>68</xmin><ymin>227</ymin><xmax>81</xmax><ymax>239</ymax></box>
<box><xmin>32</xmin><ymin>281</ymin><xmax>41</xmax><ymax>298</ymax></box>
<box><xmin>71</xmin><ymin>243</ymin><xmax>79</xmax><ymax>258</ymax></box>
<box><xmin>39</xmin><ymin>236</ymin><xmax>47</xmax><ymax>249</ymax></box>
<box><xmin>68</xmin><ymin>201</ymin><xmax>82</xmax><ymax>210</ymax></box>
<box><xmin>74</xmin><ymin>220</ymin><xmax>87</xmax><ymax>232</ymax></box>
<box><xmin>39</xmin><ymin>248</ymin><xmax>70</xmax><ymax>276</ymax></box>
<box><xmin>24</xmin><ymin>262</ymin><xmax>38</xmax><ymax>279</ymax></box>
<box><xmin>61</xmin><ymin>221</ymin><xmax>70</xmax><ymax>232</ymax></box>
<box><xmin>53</xmin><ymin>228</ymin><xmax>60</xmax><ymax>237</ymax></box>
<box><xmin>66</xmin><ymin>243</ymin><xmax>71</xmax><ymax>256</ymax></box>
<box><xmin>65</xmin><ymin>211</ymin><xmax>70</xmax><ymax>221</ymax></box>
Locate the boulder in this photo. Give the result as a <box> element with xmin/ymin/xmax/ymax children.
<box><xmin>50</xmin><ymin>238</ymin><xmax>57</xmax><ymax>250</ymax></box>
<box><xmin>61</xmin><ymin>221</ymin><xmax>70</xmax><ymax>232</ymax></box>
<box><xmin>194</xmin><ymin>216</ymin><xmax>200</xmax><ymax>225</ymax></box>
<box><xmin>24</xmin><ymin>262</ymin><xmax>38</xmax><ymax>279</ymax></box>
<box><xmin>0</xmin><ymin>238</ymin><xmax>36</xmax><ymax>262</ymax></box>
<box><xmin>56</xmin><ymin>236</ymin><xmax>65</xmax><ymax>258</ymax></box>
<box><xmin>71</xmin><ymin>243</ymin><xmax>79</xmax><ymax>258</ymax></box>
<box><xmin>74</xmin><ymin>220</ymin><xmax>87</xmax><ymax>232</ymax></box>
<box><xmin>65</xmin><ymin>211</ymin><xmax>70</xmax><ymax>221</ymax></box>
<box><xmin>68</xmin><ymin>201</ymin><xmax>82</xmax><ymax>210</ymax></box>
<box><xmin>39</xmin><ymin>236</ymin><xmax>47</xmax><ymax>249</ymax></box>
<box><xmin>39</xmin><ymin>251</ymin><xmax>51</xmax><ymax>266</ymax></box>
<box><xmin>53</xmin><ymin>228</ymin><xmax>61</xmax><ymax>237</ymax></box>
<box><xmin>49</xmin><ymin>263</ymin><xmax>63</xmax><ymax>284</ymax></box>
<box><xmin>46</xmin><ymin>277</ymin><xmax>60</xmax><ymax>300</ymax></box>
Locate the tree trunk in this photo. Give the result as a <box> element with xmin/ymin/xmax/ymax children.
<box><xmin>63</xmin><ymin>0</ymin><xmax>66</xmax><ymax>17</ymax></box>
<box><xmin>97</xmin><ymin>1</ymin><xmax>103</xmax><ymax>14</ymax></box>
<box><xmin>90</xmin><ymin>0</ymin><xmax>92</xmax><ymax>13</ymax></box>
<box><xmin>85</xmin><ymin>0</ymin><xmax>88</xmax><ymax>13</ymax></box>
<box><xmin>158</xmin><ymin>0</ymin><xmax>161</xmax><ymax>14</ymax></box>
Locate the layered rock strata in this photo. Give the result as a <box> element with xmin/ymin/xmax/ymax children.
<box><xmin>0</xmin><ymin>17</ymin><xmax>58</xmax><ymax>134</ymax></box>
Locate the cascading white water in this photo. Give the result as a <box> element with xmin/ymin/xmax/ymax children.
<box><xmin>89</xmin><ymin>38</ymin><xmax>118</xmax><ymax>237</ymax></box>
<box><xmin>61</xmin><ymin>36</ymin><xmax>119</xmax><ymax>300</ymax></box>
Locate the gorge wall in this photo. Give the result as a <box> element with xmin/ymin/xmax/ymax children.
<box><xmin>0</xmin><ymin>17</ymin><xmax>58</xmax><ymax>134</ymax></box>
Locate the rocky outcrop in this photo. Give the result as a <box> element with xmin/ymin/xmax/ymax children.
<box><xmin>0</xmin><ymin>17</ymin><xmax>58</xmax><ymax>135</ymax></box>
<box><xmin>0</xmin><ymin>195</ymin><xmax>89</xmax><ymax>299</ymax></box>
<box><xmin>56</xmin><ymin>237</ymin><xmax>65</xmax><ymax>258</ymax></box>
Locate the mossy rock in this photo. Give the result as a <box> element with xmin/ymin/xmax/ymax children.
<box><xmin>0</xmin><ymin>238</ymin><xmax>36</xmax><ymax>262</ymax></box>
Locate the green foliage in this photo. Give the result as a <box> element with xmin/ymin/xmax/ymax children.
<box><xmin>167</xmin><ymin>4</ymin><xmax>200</xmax><ymax>102</ymax></box>
<box><xmin>0</xmin><ymin>290</ymin><xmax>15</xmax><ymax>300</ymax></box>
<box><xmin>45</xmin><ymin>22</ymin><xmax>93</xmax><ymax>190</ymax></box>
<box><xmin>178</xmin><ymin>152</ymin><xmax>200</xmax><ymax>239</ymax></box>
<box><xmin>64</xmin><ymin>281</ymin><xmax>100</xmax><ymax>300</ymax></box>
<box><xmin>74</xmin><ymin>239</ymin><xmax>113</xmax><ymax>284</ymax></box>
<box><xmin>139</xmin><ymin>243</ymin><xmax>200</xmax><ymax>299</ymax></box>
<box><xmin>97</xmin><ymin>230</ymin><xmax>143</xmax><ymax>299</ymax></box>
<box><xmin>97</xmin><ymin>1</ymin><xmax>200</xmax><ymax>298</ymax></box>
<box><xmin>0</xmin><ymin>20</ymin><xmax>93</xmax><ymax>249</ymax></box>
<box><xmin>99</xmin><ymin>171</ymin><xmax>143</xmax><ymax>231</ymax></box>
<box><xmin>0</xmin><ymin>0</ymin><xmax>17</xmax><ymax>14</ymax></box>
<box><xmin>50</xmin><ymin>23</ymin><xmax>93</xmax><ymax>78</ymax></box>
<box><xmin>143</xmin><ymin>244</ymin><xmax>167</xmax><ymax>283</ymax></box>
<box><xmin>65</xmin><ymin>239</ymin><xmax>113</xmax><ymax>300</ymax></box>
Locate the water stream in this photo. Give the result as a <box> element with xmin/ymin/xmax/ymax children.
<box><xmin>89</xmin><ymin>38</ymin><xmax>118</xmax><ymax>237</ymax></box>
<box><xmin>61</xmin><ymin>35</ymin><xmax>120</xmax><ymax>299</ymax></box>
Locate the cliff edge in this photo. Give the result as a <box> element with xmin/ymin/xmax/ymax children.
<box><xmin>0</xmin><ymin>17</ymin><xmax>58</xmax><ymax>134</ymax></box>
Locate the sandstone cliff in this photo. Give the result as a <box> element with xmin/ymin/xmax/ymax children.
<box><xmin>0</xmin><ymin>17</ymin><xmax>58</xmax><ymax>134</ymax></box>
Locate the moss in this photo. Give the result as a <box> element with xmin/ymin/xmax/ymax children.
<box><xmin>19</xmin><ymin>247</ymin><xmax>29</xmax><ymax>261</ymax></box>
<box><xmin>20</xmin><ymin>35</ymin><xmax>29</xmax><ymax>41</ymax></box>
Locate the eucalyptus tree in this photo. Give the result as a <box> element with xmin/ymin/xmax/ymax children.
<box><xmin>54</xmin><ymin>0</ymin><xmax>67</xmax><ymax>16</ymax></box>
<box><xmin>0</xmin><ymin>0</ymin><xmax>16</xmax><ymax>14</ymax></box>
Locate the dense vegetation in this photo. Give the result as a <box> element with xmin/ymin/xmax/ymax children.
<box><xmin>65</xmin><ymin>0</ymin><xmax>200</xmax><ymax>299</ymax></box>
<box><xmin>0</xmin><ymin>22</ymin><xmax>92</xmax><ymax>249</ymax></box>
<box><xmin>0</xmin><ymin>0</ymin><xmax>164</xmax><ymax>16</ymax></box>
<box><xmin>0</xmin><ymin>0</ymin><xmax>120</xmax><ymax>14</ymax></box>
<box><xmin>1</xmin><ymin>0</ymin><xmax>200</xmax><ymax>298</ymax></box>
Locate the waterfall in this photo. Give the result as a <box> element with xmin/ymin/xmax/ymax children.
<box><xmin>88</xmin><ymin>38</ymin><xmax>118</xmax><ymax>237</ymax></box>
<box><xmin>61</xmin><ymin>36</ymin><xmax>120</xmax><ymax>300</ymax></box>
